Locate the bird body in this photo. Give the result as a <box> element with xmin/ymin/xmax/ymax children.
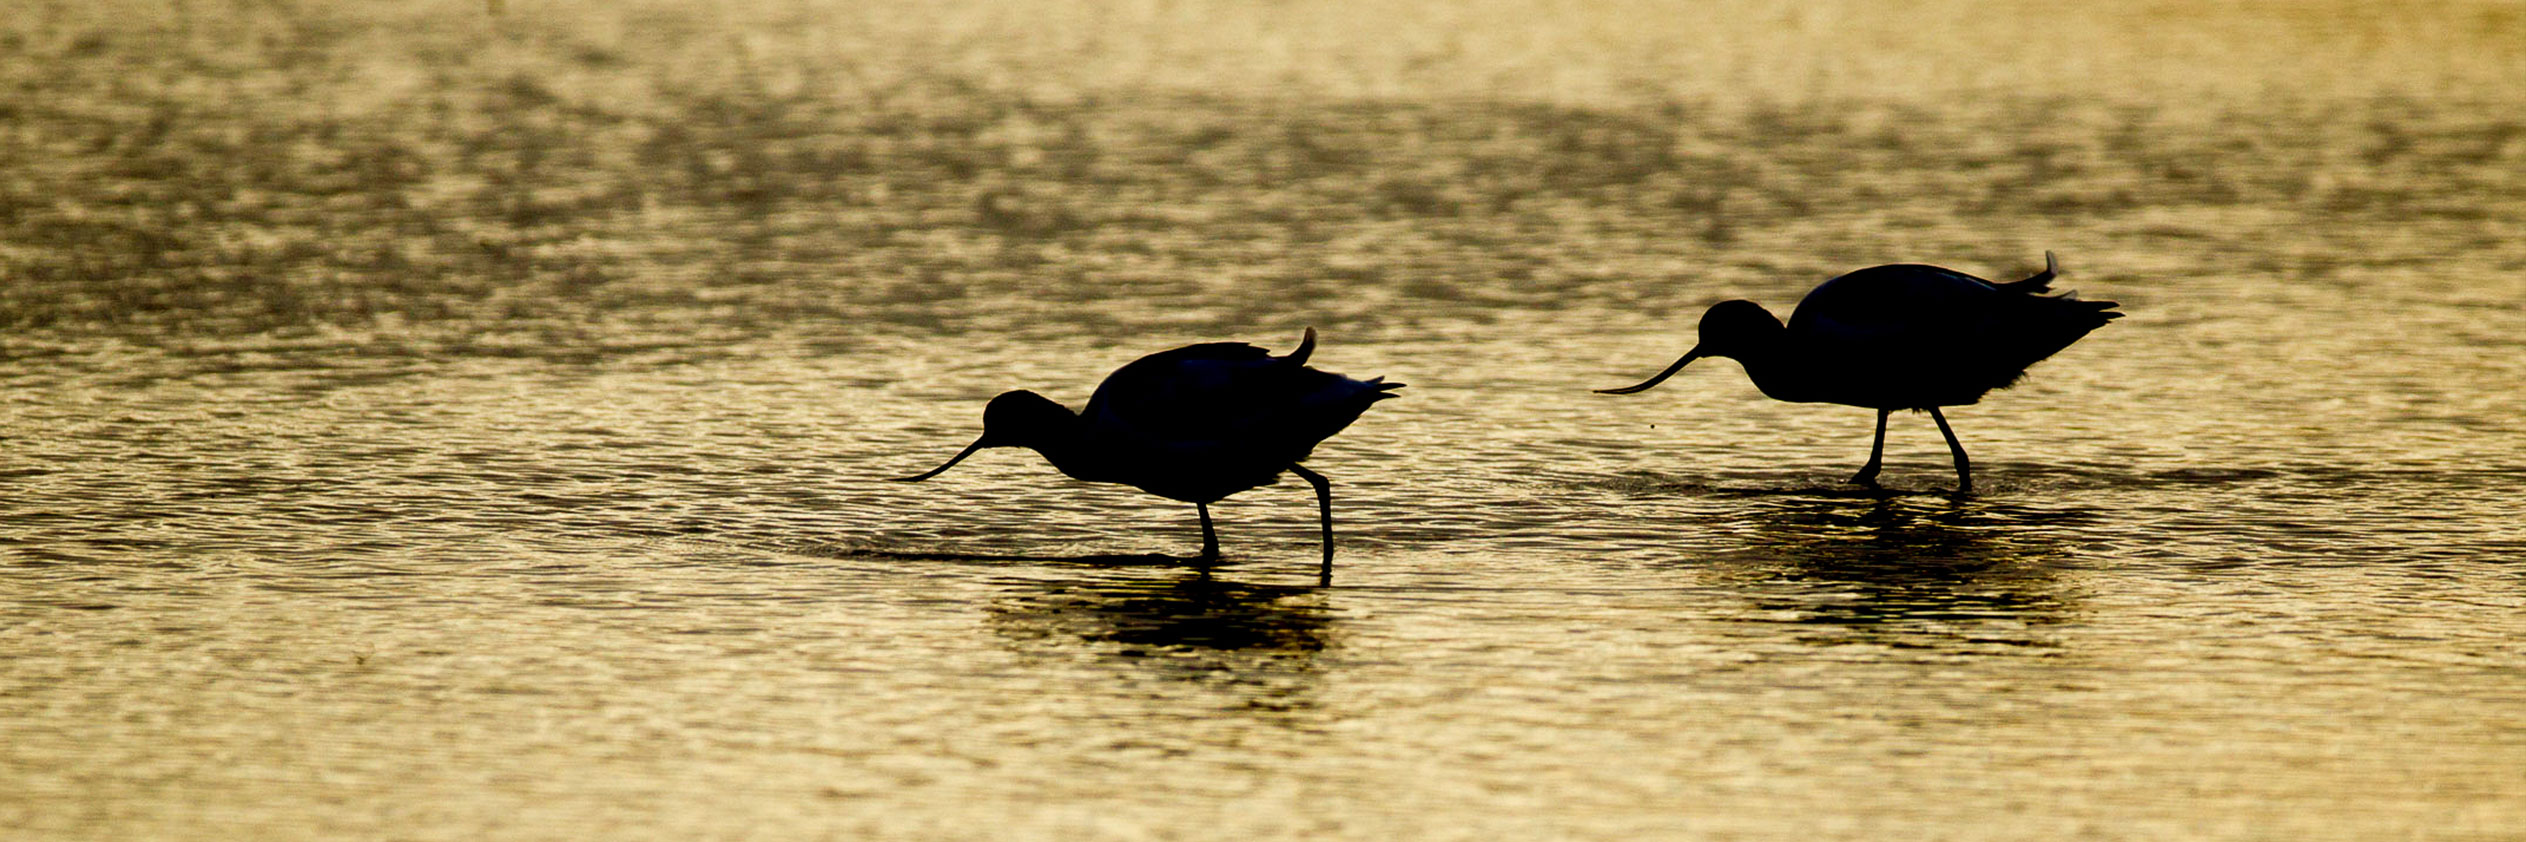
<box><xmin>1599</xmin><ymin>252</ymin><xmax>2119</xmax><ymax>492</ymax></box>
<box><xmin>899</xmin><ymin>328</ymin><xmax>1400</xmax><ymax>574</ymax></box>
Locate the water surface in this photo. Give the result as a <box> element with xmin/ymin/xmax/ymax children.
<box><xmin>4</xmin><ymin>1</ymin><xmax>2524</xmax><ymax>839</ymax></box>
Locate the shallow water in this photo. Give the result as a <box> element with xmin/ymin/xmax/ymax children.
<box><xmin>5</xmin><ymin>1</ymin><xmax>2525</xmax><ymax>839</ymax></box>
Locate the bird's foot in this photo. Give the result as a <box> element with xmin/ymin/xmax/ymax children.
<box><xmin>1848</xmin><ymin>468</ymin><xmax>1882</xmax><ymax>489</ymax></box>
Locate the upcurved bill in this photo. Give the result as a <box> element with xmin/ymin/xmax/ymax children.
<box><xmin>893</xmin><ymin>436</ymin><xmax>990</xmax><ymax>482</ymax></box>
<box><xmin>1594</xmin><ymin>348</ymin><xmax>1703</xmax><ymax>395</ymax></box>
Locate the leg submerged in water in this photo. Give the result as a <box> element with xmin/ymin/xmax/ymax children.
<box><xmin>1929</xmin><ymin>407</ymin><xmax>1972</xmax><ymax>494</ymax></box>
<box><xmin>1851</xmin><ymin>408</ymin><xmax>1891</xmax><ymax>488</ymax></box>
<box><xmin>1196</xmin><ymin>502</ymin><xmax>1220</xmax><ymax>562</ymax></box>
<box><xmin>1288</xmin><ymin>464</ymin><xmax>1335</xmax><ymax>582</ymax></box>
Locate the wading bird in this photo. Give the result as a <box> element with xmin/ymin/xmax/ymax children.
<box><xmin>897</xmin><ymin>328</ymin><xmax>1401</xmax><ymax>577</ymax></box>
<box><xmin>1596</xmin><ymin>252</ymin><xmax>2119</xmax><ymax>493</ymax></box>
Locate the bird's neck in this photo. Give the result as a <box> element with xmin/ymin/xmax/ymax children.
<box><xmin>1019</xmin><ymin>422</ymin><xmax>1106</xmax><ymax>482</ymax></box>
<box><xmin>1727</xmin><ymin>338</ymin><xmax>1820</xmax><ymax>403</ymax></box>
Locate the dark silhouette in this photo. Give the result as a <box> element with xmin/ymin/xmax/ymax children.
<box><xmin>1711</xmin><ymin>495</ymin><xmax>2079</xmax><ymax>656</ymax></box>
<box><xmin>989</xmin><ymin>573</ymin><xmax>1333</xmax><ymax>657</ymax></box>
<box><xmin>1598</xmin><ymin>252</ymin><xmax>2120</xmax><ymax>493</ymax></box>
<box><xmin>897</xmin><ymin>328</ymin><xmax>1402</xmax><ymax>579</ymax></box>
<box><xmin>986</xmin><ymin>572</ymin><xmax>1335</xmax><ymax>715</ymax></box>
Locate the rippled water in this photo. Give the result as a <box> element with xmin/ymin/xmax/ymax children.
<box><xmin>5</xmin><ymin>1</ymin><xmax>2525</xmax><ymax>839</ymax></box>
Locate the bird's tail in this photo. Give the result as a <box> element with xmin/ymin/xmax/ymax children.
<box><xmin>1364</xmin><ymin>376</ymin><xmax>1405</xmax><ymax>402</ymax></box>
<box><xmin>1999</xmin><ymin>250</ymin><xmax>2061</xmax><ymax>293</ymax></box>
<box><xmin>2005</xmin><ymin>250</ymin><xmax>2122</xmax><ymax>327</ymax></box>
<box><xmin>1283</xmin><ymin>327</ymin><xmax>1318</xmax><ymax>366</ymax></box>
<box><xmin>2027</xmin><ymin>292</ymin><xmax>2123</xmax><ymax>344</ymax></box>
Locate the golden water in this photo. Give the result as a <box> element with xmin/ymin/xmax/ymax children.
<box><xmin>4</xmin><ymin>1</ymin><xmax>2523</xmax><ymax>839</ymax></box>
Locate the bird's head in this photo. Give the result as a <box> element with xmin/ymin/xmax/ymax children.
<box><xmin>893</xmin><ymin>390</ymin><xmax>1076</xmax><ymax>482</ymax></box>
<box><xmin>978</xmin><ymin>390</ymin><xmax>1074</xmax><ymax>447</ymax></box>
<box><xmin>1595</xmin><ymin>300</ymin><xmax>1782</xmax><ymax>395</ymax></box>
<box><xmin>1692</xmin><ymin>299</ymin><xmax>1783</xmax><ymax>359</ymax></box>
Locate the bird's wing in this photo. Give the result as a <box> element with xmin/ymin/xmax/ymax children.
<box><xmin>1790</xmin><ymin>262</ymin><xmax>2112</xmax><ymax>398</ymax></box>
<box><xmin>1787</xmin><ymin>264</ymin><xmax>1999</xmax><ymax>348</ymax></box>
<box><xmin>1083</xmin><ymin>342</ymin><xmax>1299</xmax><ymax>447</ymax></box>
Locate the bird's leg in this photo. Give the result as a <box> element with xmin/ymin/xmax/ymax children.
<box><xmin>1196</xmin><ymin>502</ymin><xmax>1220</xmax><ymax>564</ymax></box>
<box><xmin>1850</xmin><ymin>408</ymin><xmax>1891</xmax><ymax>488</ymax></box>
<box><xmin>1288</xmin><ymin>464</ymin><xmax>1335</xmax><ymax>582</ymax></box>
<box><xmin>1929</xmin><ymin>407</ymin><xmax>1972</xmax><ymax>494</ymax></box>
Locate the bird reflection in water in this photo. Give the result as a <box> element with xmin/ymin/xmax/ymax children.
<box><xmin>1710</xmin><ymin>495</ymin><xmax>2087</xmax><ymax>655</ymax></box>
<box><xmin>986</xmin><ymin>571</ymin><xmax>1335</xmax><ymax>712</ymax></box>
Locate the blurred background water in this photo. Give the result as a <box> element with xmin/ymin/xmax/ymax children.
<box><xmin>3</xmin><ymin>0</ymin><xmax>2524</xmax><ymax>839</ymax></box>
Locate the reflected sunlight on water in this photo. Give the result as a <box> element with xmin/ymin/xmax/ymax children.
<box><xmin>3</xmin><ymin>0</ymin><xmax>2524</xmax><ymax>839</ymax></box>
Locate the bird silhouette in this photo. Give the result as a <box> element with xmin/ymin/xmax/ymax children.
<box><xmin>897</xmin><ymin>328</ymin><xmax>1401</xmax><ymax>577</ymax></box>
<box><xmin>1597</xmin><ymin>252</ymin><xmax>2120</xmax><ymax>493</ymax></box>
